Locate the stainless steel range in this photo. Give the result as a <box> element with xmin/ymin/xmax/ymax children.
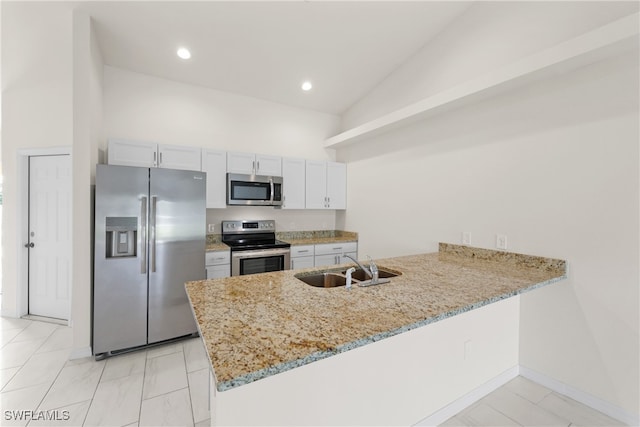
<box><xmin>222</xmin><ymin>220</ymin><xmax>291</xmax><ymax>276</ymax></box>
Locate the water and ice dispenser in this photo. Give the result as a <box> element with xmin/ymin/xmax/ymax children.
<box><xmin>105</xmin><ymin>217</ymin><xmax>137</xmax><ymax>258</ymax></box>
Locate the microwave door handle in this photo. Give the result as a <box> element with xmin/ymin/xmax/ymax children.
<box><xmin>269</xmin><ymin>178</ymin><xmax>274</xmax><ymax>203</ymax></box>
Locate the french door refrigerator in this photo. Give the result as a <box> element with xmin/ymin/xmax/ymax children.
<box><xmin>93</xmin><ymin>164</ymin><xmax>206</xmax><ymax>357</ymax></box>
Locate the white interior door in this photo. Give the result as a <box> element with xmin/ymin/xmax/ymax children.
<box><xmin>28</xmin><ymin>155</ymin><xmax>71</xmax><ymax>320</ymax></box>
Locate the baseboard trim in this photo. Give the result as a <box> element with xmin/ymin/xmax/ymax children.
<box><xmin>519</xmin><ymin>365</ymin><xmax>639</xmax><ymax>427</ymax></box>
<box><xmin>414</xmin><ymin>365</ymin><xmax>520</xmax><ymax>426</ymax></box>
<box><xmin>69</xmin><ymin>346</ymin><xmax>93</xmax><ymax>360</ymax></box>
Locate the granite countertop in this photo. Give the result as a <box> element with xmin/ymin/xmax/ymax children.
<box><xmin>206</xmin><ymin>242</ymin><xmax>229</xmax><ymax>252</ymax></box>
<box><xmin>186</xmin><ymin>243</ymin><xmax>566</xmax><ymax>392</ymax></box>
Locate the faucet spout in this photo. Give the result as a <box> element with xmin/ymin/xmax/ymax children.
<box><xmin>342</xmin><ymin>254</ymin><xmax>381</xmax><ymax>285</ymax></box>
<box><xmin>342</xmin><ymin>254</ymin><xmax>372</xmax><ymax>279</ymax></box>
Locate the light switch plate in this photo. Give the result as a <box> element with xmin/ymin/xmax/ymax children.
<box><xmin>208</xmin><ymin>224</ymin><xmax>215</xmax><ymax>233</ymax></box>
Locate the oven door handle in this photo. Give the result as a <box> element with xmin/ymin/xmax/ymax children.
<box><xmin>232</xmin><ymin>248</ymin><xmax>291</xmax><ymax>260</ymax></box>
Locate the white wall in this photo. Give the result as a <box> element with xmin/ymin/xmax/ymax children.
<box><xmin>103</xmin><ymin>66</ymin><xmax>340</xmax><ymax>161</ymax></box>
<box><xmin>1</xmin><ymin>2</ymin><xmax>74</xmax><ymax>317</ymax></box>
<box><xmin>342</xmin><ymin>1</ymin><xmax>639</xmax><ymax>130</ymax></box>
<box><xmin>103</xmin><ymin>66</ymin><xmax>342</xmax><ymax>232</ymax></box>
<box><xmin>338</xmin><ymin>49</ymin><xmax>639</xmax><ymax>417</ymax></box>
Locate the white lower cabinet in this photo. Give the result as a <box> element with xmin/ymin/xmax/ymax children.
<box><xmin>313</xmin><ymin>242</ymin><xmax>357</xmax><ymax>268</ymax></box>
<box><xmin>290</xmin><ymin>245</ymin><xmax>315</xmax><ymax>270</ymax></box>
<box><xmin>206</xmin><ymin>250</ymin><xmax>230</xmax><ymax>279</ymax></box>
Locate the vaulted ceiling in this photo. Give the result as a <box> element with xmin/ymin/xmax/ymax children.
<box><xmin>78</xmin><ymin>1</ymin><xmax>472</xmax><ymax>115</ymax></box>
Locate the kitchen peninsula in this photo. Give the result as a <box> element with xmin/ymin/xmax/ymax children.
<box><xmin>185</xmin><ymin>243</ymin><xmax>566</xmax><ymax>426</ymax></box>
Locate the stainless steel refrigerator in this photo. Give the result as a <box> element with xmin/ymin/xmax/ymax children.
<box><xmin>93</xmin><ymin>164</ymin><xmax>205</xmax><ymax>357</ymax></box>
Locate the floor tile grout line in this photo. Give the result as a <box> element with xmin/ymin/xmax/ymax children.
<box><xmin>183</xmin><ymin>341</ymin><xmax>197</xmax><ymax>427</ymax></box>
<box><xmin>79</xmin><ymin>353</ymin><xmax>108</xmax><ymax>427</ymax></box>
<box><xmin>136</xmin><ymin>349</ymin><xmax>149</xmax><ymax>427</ymax></box>
<box><xmin>483</xmin><ymin>391</ymin><xmax>573</xmax><ymax>427</ymax></box>
<box><xmin>1</xmin><ymin>323</ymin><xmax>66</xmax><ymax>395</ymax></box>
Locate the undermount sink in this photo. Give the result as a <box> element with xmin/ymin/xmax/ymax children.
<box><xmin>295</xmin><ymin>272</ymin><xmax>349</xmax><ymax>288</ymax></box>
<box><xmin>340</xmin><ymin>268</ymin><xmax>401</xmax><ymax>281</ymax></box>
<box><xmin>295</xmin><ymin>266</ymin><xmax>401</xmax><ymax>288</ymax></box>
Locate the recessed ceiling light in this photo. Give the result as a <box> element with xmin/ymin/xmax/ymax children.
<box><xmin>177</xmin><ymin>47</ymin><xmax>191</xmax><ymax>60</ymax></box>
<box><xmin>301</xmin><ymin>81</ymin><xmax>313</xmax><ymax>91</ymax></box>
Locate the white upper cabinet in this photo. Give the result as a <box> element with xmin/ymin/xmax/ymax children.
<box><xmin>201</xmin><ymin>149</ymin><xmax>227</xmax><ymax>209</ymax></box>
<box><xmin>108</xmin><ymin>138</ymin><xmax>157</xmax><ymax>168</ymax></box>
<box><xmin>226</xmin><ymin>152</ymin><xmax>255</xmax><ymax>174</ymax></box>
<box><xmin>305</xmin><ymin>160</ymin><xmax>347</xmax><ymax>210</ymax></box>
<box><xmin>108</xmin><ymin>139</ymin><xmax>201</xmax><ymax>171</ymax></box>
<box><xmin>158</xmin><ymin>144</ymin><xmax>202</xmax><ymax>171</ymax></box>
<box><xmin>281</xmin><ymin>157</ymin><xmax>306</xmax><ymax>210</ymax></box>
<box><xmin>326</xmin><ymin>162</ymin><xmax>347</xmax><ymax>210</ymax></box>
<box><xmin>227</xmin><ymin>152</ymin><xmax>282</xmax><ymax>176</ymax></box>
<box><xmin>305</xmin><ymin>160</ymin><xmax>328</xmax><ymax>209</ymax></box>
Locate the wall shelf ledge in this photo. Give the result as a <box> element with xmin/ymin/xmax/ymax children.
<box><xmin>325</xmin><ymin>13</ymin><xmax>639</xmax><ymax>149</ymax></box>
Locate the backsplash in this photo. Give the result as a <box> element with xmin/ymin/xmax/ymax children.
<box><xmin>276</xmin><ymin>230</ymin><xmax>358</xmax><ymax>241</ymax></box>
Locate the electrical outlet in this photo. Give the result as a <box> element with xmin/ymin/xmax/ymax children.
<box><xmin>207</xmin><ymin>224</ymin><xmax>215</xmax><ymax>233</ymax></box>
<box><xmin>496</xmin><ymin>234</ymin><xmax>507</xmax><ymax>250</ymax></box>
<box><xmin>462</xmin><ymin>232</ymin><xmax>471</xmax><ymax>245</ymax></box>
<box><xmin>464</xmin><ymin>339</ymin><xmax>472</xmax><ymax>360</ymax></box>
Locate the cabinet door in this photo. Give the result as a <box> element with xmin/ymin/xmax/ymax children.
<box><xmin>108</xmin><ymin>139</ymin><xmax>157</xmax><ymax>168</ymax></box>
<box><xmin>206</xmin><ymin>264</ymin><xmax>230</xmax><ymax>279</ymax></box>
<box><xmin>227</xmin><ymin>152</ymin><xmax>256</xmax><ymax>174</ymax></box>
<box><xmin>305</xmin><ymin>160</ymin><xmax>327</xmax><ymax>209</ymax></box>
<box><xmin>202</xmin><ymin>149</ymin><xmax>227</xmax><ymax>208</ymax></box>
<box><xmin>281</xmin><ymin>157</ymin><xmax>306</xmax><ymax>209</ymax></box>
<box><xmin>314</xmin><ymin>253</ymin><xmax>341</xmax><ymax>268</ymax></box>
<box><xmin>158</xmin><ymin>144</ymin><xmax>201</xmax><ymax>171</ymax></box>
<box><xmin>291</xmin><ymin>256</ymin><xmax>314</xmax><ymax>270</ymax></box>
<box><xmin>326</xmin><ymin>162</ymin><xmax>347</xmax><ymax>209</ymax></box>
<box><xmin>255</xmin><ymin>154</ymin><xmax>282</xmax><ymax>176</ymax></box>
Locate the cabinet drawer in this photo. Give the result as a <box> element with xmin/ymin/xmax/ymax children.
<box><xmin>291</xmin><ymin>245</ymin><xmax>314</xmax><ymax>257</ymax></box>
<box><xmin>206</xmin><ymin>264</ymin><xmax>230</xmax><ymax>279</ymax></box>
<box><xmin>314</xmin><ymin>242</ymin><xmax>357</xmax><ymax>256</ymax></box>
<box><xmin>205</xmin><ymin>250</ymin><xmax>230</xmax><ymax>266</ymax></box>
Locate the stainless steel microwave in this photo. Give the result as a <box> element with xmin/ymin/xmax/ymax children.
<box><xmin>227</xmin><ymin>173</ymin><xmax>283</xmax><ymax>206</ymax></box>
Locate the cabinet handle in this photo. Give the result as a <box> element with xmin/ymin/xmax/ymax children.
<box><xmin>257</xmin><ymin>161</ymin><xmax>260</xmax><ymax>172</ymax></box>
<box><xmin>159</xmin><ymin>152</ymin><xmax>163</xmax><ymax>165</ymax></box>
<box><xmin>153</xmin><ymin>152</ymin><xmax>157</xmax><ymax>166</ymax></box>
<box><xmin>252</xmin><ymin>160</ymin><xmax>256</xmax><ymax>174</ymax></box>
<box><xmin>298</xmin><ymin>250</ymin><xmax>309</xmax><ymax>253</ymax></box>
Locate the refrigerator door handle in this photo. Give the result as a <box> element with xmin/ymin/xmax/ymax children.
<box><xmin>141</xmin><ymin>196</ymin><xmax>148</xmax><ymax>274</ymax></box>
<box><xmin>150</xmin><ymin>195</ymin><xmax>157</xmax><ymax>273</ymax></box>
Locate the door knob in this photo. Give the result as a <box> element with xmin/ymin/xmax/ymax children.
<box><xmin>24</xmin><ymin>242</ymin><xmax>35</xmax><ymax>248</ymax></box>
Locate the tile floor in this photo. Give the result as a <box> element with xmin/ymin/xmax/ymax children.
<box><xmin>1</xmin><ymin>317</ymin><xmax>210</xmax><ymax>426</ymax></box>
<box><xmin>439</xmin><ymin>376</ymin><xmax>626</xmax><ymax>426</ymax></box>
<box><xmin>0</xmin><ymin>317</ymin><xmax>628</xmax><ymax>426</ymax></box>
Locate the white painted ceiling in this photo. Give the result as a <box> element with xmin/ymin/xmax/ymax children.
<box><xmin>78</xmin><ymin>1</ymin><xmax>472</xmax><ymax>115</ymax></box>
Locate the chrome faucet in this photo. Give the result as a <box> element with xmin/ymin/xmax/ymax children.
<box><xmin>367</xmin><ymin>255</ymin><xmax>379</xmax><ymax>284</ymax></box>
<box><xmin>342</xmin><ymin>254</ymin><xmax>379</xmax><ymax>284</ymax></box>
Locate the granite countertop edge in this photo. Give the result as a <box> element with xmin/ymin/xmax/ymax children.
<box><xmin>215</xmin><ymin>273</ymin><xmax>567</xmax><ymax>392</ymax></box>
